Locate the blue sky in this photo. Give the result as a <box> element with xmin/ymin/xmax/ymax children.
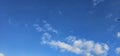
<box><xmin>0</xmin><ymin>0</ymin><xmax>120</xmax><ymax>56</ymax></box>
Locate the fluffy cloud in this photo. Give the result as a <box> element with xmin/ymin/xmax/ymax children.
<box><xmin>117</xmin><ymin>32</ymin><xmax>120</xmax><ymax>38</ymax></box>
<box><xmin>0</xmin><ymin>53</ymin><xmax>4</xmax><ymax>56</ymax></box>
<box><xmin>115</xmin><ymin>47</ymin><xmax>120</xmax><ymax>54</ymax></box>
<box><xmin>47</xmin><ymin>38</ymin><xmax>109</xmax><ymax>56</ymax></box>
<box><xmin>49</xmin><ymin>40</ymin><xmax>81</xmax><ymax>54</ymax></box>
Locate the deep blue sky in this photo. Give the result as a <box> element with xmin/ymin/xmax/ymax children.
<box><xmin>0</xmin><ymin>0</ymin><xmax>120</xmax><ymax>56</ymax></box>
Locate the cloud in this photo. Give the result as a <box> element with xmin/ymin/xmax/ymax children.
<box><xmin>41</xmin><ymin>32</ymin><xmax>52</xmax><ymax>44</ymax></box>
<box><xmin>33</xmin><ymin>21</ymin><xmax>58</xmax><ymax>34</ymax></box>
<box><xmin>115</xmin><ymin>47</ymin><xmax>120</xmax><ymax>54</ymax></box>
<box><xmin>92</xmin><ymin>0</ymin><xmax>104</xmax><ymax>7</ymax></box>
<box><xmin>0</xmin><ymin>53</ymin><xmax>4</xmax><ymax>56</ymax></box>
<box><xmin>44</xmin><ymin>23</ymin><xmax>58</xmax><ymax>34</ymax></box>
<box><xmin>46</xmin><ymin>37</ymin><xmax>109</xmax><ymax>56</ymax></box>
<box><xmin>49</xmin><ymin>40</ymin><xmax>81</xmax><ymax>54</ymax></box>
<box><xmin>34</xmin><ymin>21</ymin><xmax>109</xmax><ymax>56</ymax></box>
<box><xmin>33</xmin><ymin>24</ymin><xmax>45</xmax><ymax>32</ymax></box>
<box><xmin>117</xmin><ymin>32</ymin><xmax>120</xmax><ymax>38</ymax></box>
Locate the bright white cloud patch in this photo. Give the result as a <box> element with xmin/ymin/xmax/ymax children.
<box><xmin>117</xmin><ymin>32</ymin><xmax>120</xmax><ymax>38</ymax></box>
<box><xmin>34</xmin><ymin>21</ymin><xmax>109</xmax><ymax>56</ymax></box>
<box><xmin>47</xmin><ymin>38</ymin><xmax>109</xmax><ymax>56</ymax></box>
<box><xmin>49</xmin><ymin>40</ymin><xmax>81</xmax><ymax>54</ymax></box>
<box><xmin>0</xmin><ymin>53</ymin><xmax>4</xmax><ymax>56</ymax></box>
<box><xmin>115</xmin><ymin>47</ymin><xmax>120</xmax><ymax>54</ymax></box>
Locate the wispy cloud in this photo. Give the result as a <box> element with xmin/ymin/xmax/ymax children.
<box><xmin>92</xmin><ymin>0</ymin><xmax>104</xmax><ymax>7</ymax></box>
<box><xmin>33</xmin><ymin>24</ymin><xmax>45</xmax><ymax>32</ymax></box>
<box><xmin>33</xmin><ymin>21</ymin><xmax>58</xmax><ymax>34</ymax></box>
<box><xmin>115</xmin><ymin>47</ymin><xmax>120</xmax><ymax>54</ymax></box>
<box><xmin>33</xmin><ymin>21</ymin><xmax>109</xmax><ymax>56</ymax></box>
<box><xmin>0</xmin><ymin>53</ymin><xmax>4</xmax><ymax>56</ymax></box>
<box><xmin>41</xmin><ymin>32</ymin><xmax>52</xmax><ymax>44</ymax></box>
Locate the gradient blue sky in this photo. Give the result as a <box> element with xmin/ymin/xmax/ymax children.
<box><xmin>0</xmin><ymin>0</ymin><xmax>120</xmax><ymax>56</ymax></box>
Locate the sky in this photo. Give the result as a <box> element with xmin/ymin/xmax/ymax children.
<box><xmin>0</xmin><ymin>0</ymin><xmax>120</xmax><ymax>56</ymax></box>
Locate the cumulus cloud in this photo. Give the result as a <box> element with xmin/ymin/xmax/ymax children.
<box><xmin>0</xmin><ymin>53</ymin><xmax>4</xmax><ymax>56</ymax></box>
<box><xmin>115</xmin><ymin>47</ymin><xmax>120</xmax><ymax>54</ymax></box>
<box><xmin>117</xmin><ymin>32</ymin><xmax>120</xmax><ymax>38</ymax></box>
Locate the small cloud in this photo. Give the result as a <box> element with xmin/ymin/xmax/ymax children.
<box><xmin>115</xmin><ymin>47</ymin><xmax>120</xmax><ymax>54</ymax></box>
<box><xmin>0</xmin><ymin>53</ymin><xmax>4</xmax><ymax>56</ymax></box>
<box><xmin>92</xmin><ymin>0</ymin><xmax>104</xmax><ymax>7</ymax></box>
<box><xmin>33</xmin><ymin>24</ymin><xmax>45</xmax><ymax>32</ymax></box>
<box><xmin>66</xmin><ymin>36</ymin><xmax>76</xmax><ymax>42</ymax></box>
<box><xmin>33</xmin><ymin>21</ymin><xmax>58</xmax><ymax>34</ymax></box>
<box><xmin>41</xmin><ymin>32</ymin><xmax>52</xmax><ymax>44</ymax></box>
<box><xmin>44</xmin><ymin>23</ymin><xmax>58</xmax><ymax>34</ymax></box>
<box><xmin>117</xmin><ymin>32</ymin><xmax>120</xmax><ymax>38</ymax></box>
<box><xmin>93</xmin><ymin>43</ymin><xmax>109</xmax><ymax>56</ymax></box>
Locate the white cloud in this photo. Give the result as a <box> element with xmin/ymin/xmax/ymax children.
<box><xmin>0</xmin><ymin>53</ymin><xmax>4</xmax><ymax>56</ymax></box>
<box><xmin>115</xmin><ymin>47</ymin><xmax>120</xmax><ymax>54</ymax></box>
<box><xmin>33</xmin><ymin>21</ymin><xmax>58</xmax><ymax>34</ymax></box>
<box><xmin>93</xmin><ymin>43</ymin><xmax>109</xmax><ymax>56</ymax></box>
<box><xmin>41</xmin><ymin>32</ymin><xmax>52</xmax><ymax>44</ymax></box>
<box><xmin>34</xmin><ymin>21</ymin><xmax>109</xmax><ymax>56</ymax></box>
<box><xmin>33</xmin><ymin>24</ymin><xmax>45</xmax><ymax>32</ymax></box>
<box><xmin>46</xmin><ymin>37</ymin><xmax>109</xmax><ymax>56</ymax></box>
<box><xmin>66</xmin><ymin>36</ymin><xmax>76</xmax><ymax>42</ymax></box>
<box><xmin>44</xmin><ymin>23</ymin><xmax>58</xmax><ymax>34</ymax></box>
<box><xmin>117</xmin><ymin>32</ymin><xmax>120</xmax><ymax>38</ymax></box>
<box><xmin>49</xmin><ymin>40</ymin><xmax>81</xmax><ymax>54</ymax></box>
